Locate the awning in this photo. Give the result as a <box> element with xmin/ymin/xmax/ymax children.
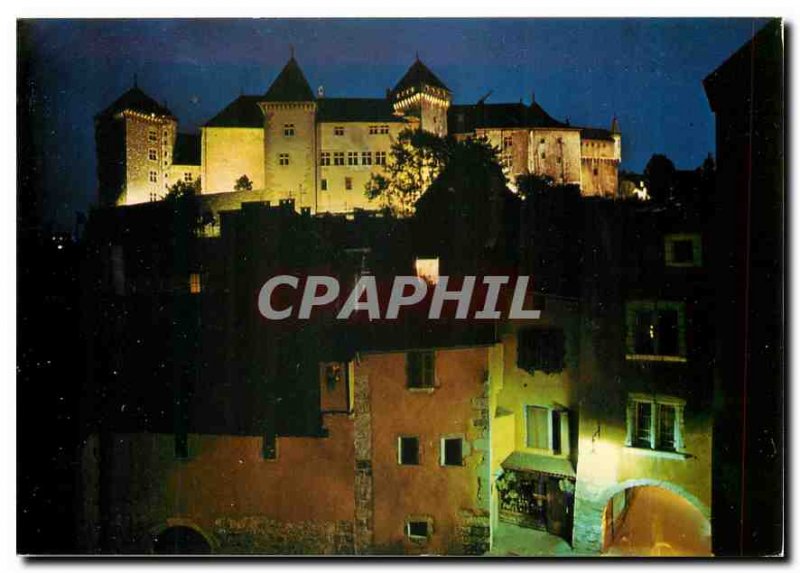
<box><xmin>500</xmin><ymin>451</ymin><xmax>576</xmax><ymax>478</ymax></box>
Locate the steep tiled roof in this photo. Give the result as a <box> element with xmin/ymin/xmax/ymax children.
<box><xmin>316</xmin><ymin>98</ymin><xmax>401</xmax><ymax>123</ymax></box>
<box><xmin>263</xmin><ymin>57</ymin><xmax>315</xmax><ymax>102</ymax></box>
<box><xmin>204</xmin><ymin>95</ymin><xmax>264</xmax><ymax>128</ymax></box>
<box><xmin>449</xmin><ymin>102</ymin><xmax>566</xmax><ymax>132</ymax></box>
<box><xmin>97</xmin><ymin>86</ymin><xmax>174</xmax><ymax>119</ymax></box>
<box><xmin>173</xmin><ymin>133</ymin><xmax>201</xmax><ymax>165</ymax></box>
<box><xmin>579</xmin><ymin>127</ymin><xmax>615</xmax><ymax>141</ymax></box>
<box><xmin>392</xmin><ymin>59</ymin><xmax>450</xmax><ymax>95</ymax></box>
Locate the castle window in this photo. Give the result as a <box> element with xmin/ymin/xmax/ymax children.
<box><xmin>278</xmin><ymin>153</ymin><xmax>290</xmax><ymax>166</ymax></box>
<box><xmin>148</xmin><ymin>148</ymin><xmax>157</xmax><ymax>161</ymax></box>
<box><xmin>369</xmin><ymin>125</ymin><xmax>378</xmax><ymax>135</ymax></box>
<box><xmin>626</xmin><ymin>394</ymin><xmax>685</xmax><ymax>453</ymax></box>
<box><xmin>163</xmin><ymin>130</ymin><xmax>168</xmax><ymax>137</ymax></box>
<box><xmin>321</xmin><ymin>179</ymin><xmax>328</xmax><ymax>191</ymax></box>
<box><xmin>361</xmin><ymin>151</ymin><xmax>372</xmax><ymax>165</ymax></box>
<box><xmin>344</xmin><ymin>177</ymin><xmax>353</xmax><ymax>191</ymax></box>
<box><xmin>398</xmin><ymin>436</ymin><xmax>420</xmax><ymax>465</ymax></box>
<box><xmin>440</xmin><ymin>436</ymin><xmax>464</xmax><ymax>466</ymax></box>
<box><xmin>184</xmin><ymin>172</ymin><xmax>193</xmax><ymax>182</ymax></box>
<box><xmin>334</xmin><ymin>126</ymin><xmax>345</xmax><ymax>136</ymax></box>
<box><xmin>625</xmin><ymin>301</ymin><xmax>687</xmax><ymax>362</ymax></box>
<box><xmin>503</xmin><ymin>135</ymin><xmax>513</xmax><ymax>149</ymax></box>
<box><xmin>148</xmin><ymin>129</ymin><xmax>158</xmax><ymax>142</ymax></box>
<box><xmin>320</xmin><ymin>152</ymin><xmax>331</xmax><ymax>166</ymax></box>
<box><xmin>347</xmin><ymin>151</ymin><xmax>358</xmax><ymax>166</ymax></box>
<box><xmin>525</xmin><ymin>405</ymin><xmax>569</xmax><ymax>455</ymax></box>
<box><xmin>333</xmin><ymin>152</ymin><xmax>345</xmax><ymax>166</ymax></box>
<box><xmin>407</xmin><ymin>350</ymin><xmax>435</xmax><ymax>389</ymax></box>
<box><xmin>283</xmin><ymin>123</ymin><xmax>295</xmax><ymax>137</ymax></box>
<box><xmin>149</xmin><ymin>170</ymin><xmax>157</xmax><ymax>183</ymax></box>
<box><xmin>593</xmin><ymin>167</ymin><xmax>599</xmax><ymax>176</ymax></box>
<box><xmin>380</xmin><ymin>125</ymin><xmax>389</xmax><ymax>134</ymax></box>
<box><xmin>375</xmin><ymin>151</ymin><xmax>387</xmax><ymax>166</ymax></box>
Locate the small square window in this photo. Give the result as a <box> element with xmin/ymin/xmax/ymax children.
<box><xmin>375</xmin><ymin>151</ymin><xmax>387</xmax><ymax>166</ymax></box>
<box><xmin>441</xmin><ymin>437</ymin><xmax>463</xmax><ymax>466</ymax></box>
<box><xmin>321</xmin><ymin>179</ymin><xmax>328</xmax><ymax>191</ymax></box>
<box><xmin>380</xmin><ymin>125</ymin><xmax>389</xmax><ymax>134</ymax></box>
<box><xmin>398</xmin><ymin>436</ymin><xmax>419</xmax><ymax>465</ymax></box>
<box><xmin>148</xmin><ymin>170</ymin><xmax>157</xmax><ymax>183</ymax></box>
<box><xmin>148</xmin><ymin>129</ymin><xmax>158</xmax><ymax>142</ymax></box>
<box><xmin>148</xmin><ymin>148</ymin><xmax>157</xmax><ymax>161</ymax></box>
<box><xmin>320</xmin><ymin>152</ymin><xmax>331</xmax><ymax>166</ymax></box>
<box><xmin>369</xmin><ymin>125</ymin><xmax>378</xmax><ymax>135</ymax></box>
<box><xmin>334</xmin><ymin>126</ymin><xmax>345</xmax><ymax>136</ymax></box>
<box><xmin>665</xmin><ymin>234</ymin><xmax>702</xmax><ymax>267</ymax></box>
<box><xmin>344</xmin><ymin>177</ymin><xmax>353</xmax><ymax>191</ymax></box>
<box><xmin>347</xmin><ymin>151</ymin><xmax>358</xmax><ymax>166</ymax></box>
<box><xmin>184</xmin><ymin>172</ymin><xmax>193</xmax><ymax>182</ymax></box>
<box><xmin>406</xmin><ymin>520</ymin><xmax>429</xmax><ymax>540</ymax></box>
<box><xmin>278</xmin><ymin>153</ymin><xmax>290</xmax><ymax>166</ymax></box>
<box><xmin>361</xmin><ymin>151</ymin><xmax>372</xmax><ymax>165</ymax></box>
<box><xmin>284</xmin><ymin>123</ymin><xmax>295</xmax><ymax>137</ymax></box>
<box><xmin>333</xmin><ymin>152</ymin><xmax>345</xmax><ymax>166</ymax></box>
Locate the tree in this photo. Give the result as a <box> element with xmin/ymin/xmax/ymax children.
<box><xmin>234</xmin><ymin>175</ymin><xmax>253</xmax><ymax>193</ymax></box>
<box><xmin>365</xmin><ymin>128</ymin><xmax>502</xmax><ymax>217</ymax></box>
<box><xmin>644</xmin><ymin>154</ymin><xmax>676</xmax><ymax>204</ymax></box>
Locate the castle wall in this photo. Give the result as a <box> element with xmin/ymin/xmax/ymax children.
<box><xmin>316</xmin><ymin>121</ymin><xmax>405</xmax><ymax>213</ymax></box>
<box><xmin>580</xmin><ymin>136</ymin><xmax>621</xmax><ymax>197</ymax></box>
<box><xmin>262</xmin><ymin>103</ymin><xmax>317</xmax><ymax>211</ymax></box>
<box><xmin>123</xmin><ymin>114</ymin><xmax>177</xmax><ymax>205</ymax></box>
<box><xmin>201</xmin><ymin>127</ymin><xmax>264</xmax><ymax>195</ymax></box>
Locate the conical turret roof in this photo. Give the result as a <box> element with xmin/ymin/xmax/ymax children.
<box><xmin>263</xmin><ymin>57</ymin><xmax>315</xmax><ymax>102</ymax></box>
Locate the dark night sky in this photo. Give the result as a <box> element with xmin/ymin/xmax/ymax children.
<box><xmin>19</xmin><ymin>18</ymin><xmax>767</xmax><ymax>229</ymax></box>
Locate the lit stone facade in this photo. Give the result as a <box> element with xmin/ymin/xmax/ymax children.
<box><xmin>97</xmin><ymin>57</ymin><xmax>620</xmax><ymax>210</ymax></box>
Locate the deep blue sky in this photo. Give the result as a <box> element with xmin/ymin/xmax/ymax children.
<box><xmin>20</xmin><ymin>18</ymin><xmax>767</xmax><ymax>229</ymax></box>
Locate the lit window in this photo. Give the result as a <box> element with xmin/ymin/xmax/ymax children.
<box><xmin>406</xmin><ymin>350</ymin><xmax>435</xmax><ymax>389</ymax></box>
<box><xmin>375</xmin><ymin>151</ymin><xmax>387</xmax><ymax>166</ymax></box>
<box><xmin>664</xmin><ymin>234</ymin><xmax>702</xmax><ymax>267</ymax></box>
<box><xmin>398</xmin><ymin>436</ymin><xmax>420</xmax><ymax>465</ymax></box>
<box><xmin>333</xmin><ymin>152</ymin><xmax>345</xmax><ymax>166</ymax></box>
<box><xmin>625</xmin><ymin>301</ymin><xmax>687</xmax><ymax>361</ymax></box>
<box><xmin>148</xmin><ymin>148</ymin><xmax>157</xmax><ymax>161</ymax></box>
<box><xmin>278</xmin><ymin>153</ymin><xmax>290</xmax><ymax>166</ymax></box>
<box><xmin>283</xmin><ymin>123</ymin><xmax>295</xmax><ymax>137</ymax></box>
<box><xmin>440</xmin><ymin>437</ymin><xmax>463</xmax><ymax>466</ymax></box>
<box><xmin>344</xmin><ymin>177</ymin><xmax>353</xmax><ymax>191</ymax></box>
<box><xmin>320</xmin><ymin>179</ymin><xmax>328</xmax><ymax>191</ymax></box>
<box><xmin>149</xmin><ymin>171</ymin><xmax>157</xmax><ymax>183</ymax></box>
<box><xmin>361</xmin><ymin>151</ymin><xmax>372</xmax><ymax>165</ymax></box>
<box><xmin>148</xmin><ymin>129</ymin><xmax>157</xmax><ymax>142</ymax></box>
<box><xmin>503</xmin><ymin>135</ymin><xmax>513</xmax><ymax>149</ymax></box>
<box><xmin>369</xmin><ymin>125</ymin><xmax>378</xmax><ymax>135</ymax></box>
<box><xmin>626</xmin><ymin>394</ymin><xmax>685</xmax><ymax>452</ymax></box>
<box><xmin>414</xmin><ymin>257</ymin><xmax>439</xmax><ymax>285</ymax></box>
<box><xmin>320</xmin><ymin>152</ymin><xmax>331</xmax><ymax>166</ymax></box>
<box><xmin>405</xmin><ymin>519</ymin><xmax>431</xmax><ymax>541</ymax></box>
<box><xmin>347</xmin><ymin>151</ymin><xmax>358</xmax><ymax>166</ymax></box>
<box><xmin>380</xmin><ymin>125</ymin><xmax>389</xmax><ymax>134</ymax></box>
<box><xmin>183</xmin><ymin>172</ymin><xmax>193</xmax><ymax>182</ymax></box>
<box><xmin>334</xmin><ymin>126</ymin><xmax>345</xmax><ymax>136</ymax></box>
<box><xmin>189</xmin><ymin>273</ymin><xmax>202</xmax><ymax>294</ymax></box>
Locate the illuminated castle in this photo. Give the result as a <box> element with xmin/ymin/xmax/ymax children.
<box><xmin>95</xmin><ymin>56</ymin><xmax>621</xmax><ymax>211</ymax></box>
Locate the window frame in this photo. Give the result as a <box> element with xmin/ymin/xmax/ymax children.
<box><xmin>148</xmin><ymin>148</ymin><xmax>158</xmax><ymax>161</ymax></box>
<box><xmin>664</xmin><ymin>233</ymin><xmax>703</xmax><ymax>268</ymax></box>
<box><xmin>397</xmin><ymin>435</ymin><xmax>421</xmax><ymax>466</ymax></box>
<box><xmin>347</xmin><ymin>151</ymin><xmax>359</xmax><ymax>166</ymax></box>
<box><xmin>406</xmin><ymin>350</ymin><xmax>435</xmax><ymax>390</ymax></box>
<box><xmin>524</xmin><ymin>404</ymin><xmax>569</xmax><ymax>456</ymax></box>
<box><xmin>375</xmin><ymin>151</ymin><xmax>387</xmax><ymax>166</ymax></box>
<box><xmin>283</xmin><ymin>123</ymin><xmax>295</xmax><ymax>137</ymax></box>
<box><xmin>440</xmin><ymin>435</ymin><xmax>465</xmax><ymax>467</ymax></box>
<box><xmin>333</xmin><ymin>152</ymin><xmax>345</xmax><ymax>166</ymax></box>
<box><xmin>405</xmin><ymin>517</ymin><xmax>433</xmax><ymax>543</ymax></box>
<box><xmin>320</xmin><ymin>152</ymin><xmax>331</xmax><ymax>166</ymax></box>
<box><xmin>278</xmin><ymin>153</ymin><xmax>290</xmax><ymax>166</ymax></box>
<box><xmin>626</xmin><ymin>393</ymin><xmax>686</xmax><ymax>455</ymax></box>
<box><xmin>334</xmin><ymin>126</ymin><xmax>345</xmax><ymax>136</ymax></box>
<box><xmin>625</xmin><ymin>300</ymin><xmax>687</xmax><ymax>362</ymax></box>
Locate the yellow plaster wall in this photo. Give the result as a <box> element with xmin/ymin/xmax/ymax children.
<box><xmin>201</xmin><ymin>127</ymin><xmax>264</xmax><ymax>195</ymax></box>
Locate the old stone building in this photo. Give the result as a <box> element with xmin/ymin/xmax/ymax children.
<box><xmin>96</xmin><ymin>56</ymin><xmax>620</xmax><ymax>211</ymax></box>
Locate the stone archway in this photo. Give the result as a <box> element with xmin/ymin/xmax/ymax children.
<box><xmin>599</xmin><ymin>481</ymin><xmax>711</xmax><ymax>556</ymax></box>
<box><xmin>151</xmin><ymin>520</ymin><xmax>215</xmax><ymax>555</ymax></box>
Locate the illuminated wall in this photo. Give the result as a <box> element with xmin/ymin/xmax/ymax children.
<box><xmin>201</xmin><ymin>127</ymin><xmax>265</xmax><ymax>195</ymax></box>
<box><xmin>123</xmin><ymin>113</ymin><xmax>177</xmax><ymax>205</ymax></box>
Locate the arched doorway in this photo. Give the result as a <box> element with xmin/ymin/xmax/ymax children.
<box><xmin>601</xmin><ymin>485</ymin><xmax>711</xmax><ymax>556</ymax></box>
<box><xmin>152</xmin><ymin>526</ymin><xmax>212</xmax><ymax>555</ymax></box>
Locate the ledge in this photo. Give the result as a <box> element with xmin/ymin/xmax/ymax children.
<box><xmin>625</xmin><ymin>354</ymin><xmax>688</xmax><ymax>363</ymax></box>
<box><xmin>624</xmin><ymin>446</ymin><xmax>691</xmax><ymax>460</ymax></box>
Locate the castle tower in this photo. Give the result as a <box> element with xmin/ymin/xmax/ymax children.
<box><xmin>258</xmin><ymin>56</ymin><xmax>318</xmax><ymax>212</ymax></box>
<box><xmin>390</xmin><ymin>57</ymin><xmax>451</xmax><ymax>136</ymax></box>
<box><xmin>95</xmin><ymin>81</ymin><xmax>177</xmax><ymax>206</ymax></box>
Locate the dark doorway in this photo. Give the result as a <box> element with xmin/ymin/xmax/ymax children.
<box><xmin>152</xmin><ymin>526</ymin><xmax>212</xmax><ymax>555</ymax></box>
